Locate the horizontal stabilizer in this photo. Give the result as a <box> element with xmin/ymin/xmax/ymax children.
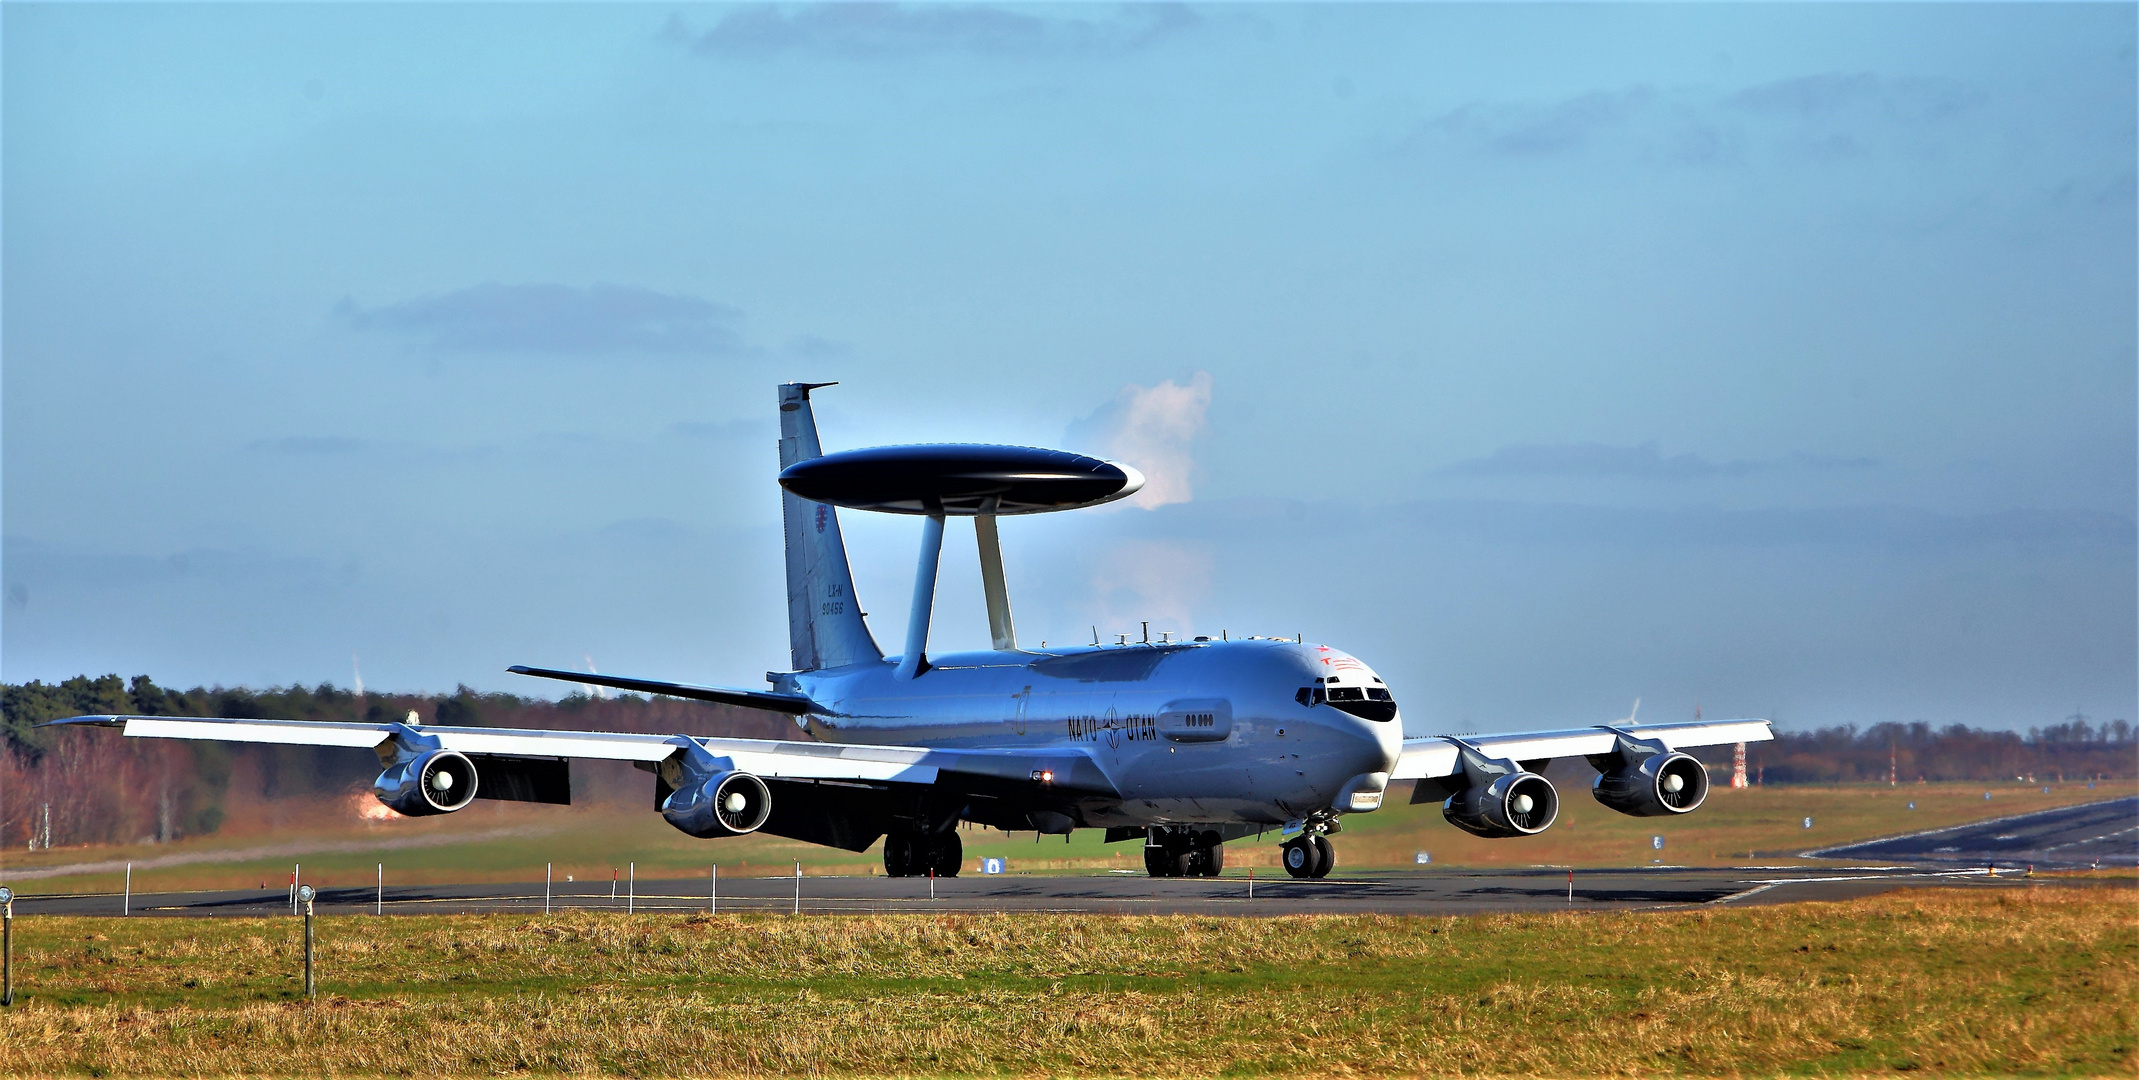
<box><xmin>506</xmin><ymin>665</ymin><xmax>817</xmax><ymax>715</ymax></box>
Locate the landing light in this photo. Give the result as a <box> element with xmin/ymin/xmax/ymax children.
<box><xmin>1031</xmin><ymin>769</ymin><xmax>1054</xmax><ymax>783</ymax></box>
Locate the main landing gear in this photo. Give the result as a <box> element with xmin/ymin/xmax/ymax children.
<box><xmin>1281</xmin><ymin>832</ymin><xmax>1335</xmax><ymax>879</ymax></box>
<box><xmin>883</xmin><ymin>828</ymin><xmax>962</xmax><ymax>878</ymax></box>
<box><xmin>1144</xmin><ymin>828</ymin><xmax>1225</xmax><ymax>877</ymax></box>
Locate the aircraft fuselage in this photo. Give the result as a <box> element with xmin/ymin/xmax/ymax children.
<box><xmin>788</xmin><ymin>637</ymin><xmax>1403</xmax><ymax>828</ymax></box>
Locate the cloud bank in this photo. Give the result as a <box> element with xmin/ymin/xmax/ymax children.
<box><xmin>1730</xmin><ymin>73</ymin><xmax>1982</xmax><ymax>123</ymax></box>
<box><xmin>1069</xmin><ymin>371</ymin><xmax>1213</xmax><ymax>509</ymax></box>
<box><xmin>1444</xmin><ymin>442</ymin><xmax>1877</xmax><ymax>480</ymax></box>
<box><xmin>1084</xmin><ymin>538</ymin><xmax>1212</xmax><ymax>636</ymax></box>
<box><xmin>1408</xmin><ymin>72</ymin><xmax>1983</xmax><ymax>168</ymax></box>
<box><xmin>342</xmin><ymin>283</ymin><xmax>747</xmax><ymax>355</ymax></box>
<box><xmin>675</xmin><ymin>3</ymin><xmax>1196</xmax><ymax>60</ymax></box>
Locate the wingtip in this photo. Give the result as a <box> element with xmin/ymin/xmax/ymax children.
<box><xmin>39</xmin><ymin>714</ymin><xmax>127</xmax><ymax>728</ymax></box>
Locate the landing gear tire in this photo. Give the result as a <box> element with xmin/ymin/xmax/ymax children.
<box><xmin>932</xmin><ymin>831</ymin><xmax>963</xmax><ymax>878</ymax></box>
<box><xmin>884</xmin><ymin>833</ymin><xmax>915</xmax><ymax>878</ymax></box>
<box><xmin>1198</xmin><ymin>833</ymin><xmax>1224</xmax><ymax>877</ymax></box>
<box><xmin>1146</xmin><ymin>829</ymin><xmax>1227</xmax><ymax>878</ymax></box>
<box><xmin>1144</xmin><ymin>844</ymin><xmax>1174</xmax><ymax>877</ymax></box>
<box><xmin>886</xmin><ymin>830</ymin><xmax>961</xmax><ymax>877</ymax></box>
<box><xmin>1308</xmin><ymin>833</ymin><xmax>1335</xmax><ymax>879</ymax></box>
<box><xmin>1282</xmin><ymin>837</ymin><xmax>1315</xmax><ymax>879</ymax></box>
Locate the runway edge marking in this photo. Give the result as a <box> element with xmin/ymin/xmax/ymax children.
<box><xmin>1799</xmin><ymin>795</ymin><xmax>2138</xmax><ymax>860</ymax></box>
<box><xmin>1711</xmin><ymin>867</ymin><xmax>1999</xmax><ymax>906</ymax></box>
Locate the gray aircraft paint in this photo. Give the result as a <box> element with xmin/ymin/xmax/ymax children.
<box><xmin>789</xmin><ymin>640</ymin><xmax>1403</xmax><ymax>827</ymax></box>
<box><xmin>778</xmin><ymin>383</ymin><xmax>880</xmax><ymax>672</ymax></box>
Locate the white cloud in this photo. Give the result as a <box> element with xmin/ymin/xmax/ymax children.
<box><xmin>672</xmin><ymin>4</ymin><xmax>1198</xmax><ymax>60</ymax></box>
<box><xmin>341</xmin><ymin>283</ymin><xmax>747</xmax><ymax>355</ymax></box>
<box><xmin>1069</xmin><ymin>371</ymin><xmax>1213</xmax><ymax>510</ymax></box>
<box><xmin>1084</xmin><ymin>538</ymin><xmax>1213</xmax><ymax>636</ymax></box>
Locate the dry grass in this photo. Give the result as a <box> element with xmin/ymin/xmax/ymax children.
<box><xmin>0</xmin><ymin>883</ymin><xmax>2131</xmax><ymax>1077</ymax></box>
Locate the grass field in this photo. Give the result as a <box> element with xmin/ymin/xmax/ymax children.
<box><xmin>3</xmin><ymin>780</ymin><xmax>2127</xmax><ymax>897</ymax></box>
<box><xmin>0</xmin><ymin>882</ymin><xmax>2130</xmax><ymax>1076</ymax></box>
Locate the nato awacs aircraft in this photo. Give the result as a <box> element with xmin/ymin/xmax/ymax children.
<box><xmin>54</xmin><ymin>383</ymin><xmax>1772</xmax><ymax>878</ymax></box>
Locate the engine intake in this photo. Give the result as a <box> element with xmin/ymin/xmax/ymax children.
<box><xmin>1593</xmin><ymin>752</ymin><xmax>1709</xmax><ymax>816</ymax></box>
<box><xmin>373</xmin><ymin>749</ymin><xmax>479</xmax><ymax>816</ymax></box>
<box><xmin>662</xmin><ymin>770</ymin><xmax>773</xmax><ymax>837</ymax></box>
<box><xmin>1443</xmin><ymin>770</ymin><xmax>1559</xmax><ymax>838</ymax></box>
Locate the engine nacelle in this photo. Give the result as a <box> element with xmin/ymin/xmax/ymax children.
<box><xmin>661</xmin><ymin>770</ymin><xmax>773</xmax><ymax>838</ymax></box>
<box><xmin>1442</xmin><ymin>771</ymin><xmax>1559</xmax><ymax>838</ymax></box>
<box><xmin>1593</xmin><ymin>752</ymin><xmax>1709</xmax><ymax>817</ymax></box>
<box><xmin>373</xmin><ymin>749</ymin><xmax>479</xmax><ymax>816</ymax></box>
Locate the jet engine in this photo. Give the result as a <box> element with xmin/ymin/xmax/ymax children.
<box><xmin>1442</xmin><ymin>770</ymin><xmax>1560</xmax><ymax>838</ymax></box>
<box><xmin>662</xmin><ymin>770</ymin><xmax>773</xmax><ymax>838</ymax></box>
<box><xmin>373</xmin><ymin>749</ymin><xmax>479</xmax><ymax>816</ymax></box>
<box><xmin>1593</xmin><ymin>751</ymin><xmax>1709</xmax><ymax>816</ymax></box>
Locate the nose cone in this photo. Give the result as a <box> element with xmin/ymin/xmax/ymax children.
<box><xmin>1325</xmin><ymin>713</ymin><xmax>1400</xmax><ymax>812</ymax></box>
<box><xmin>1307</xmin><ymin>708</ymin><xmax>1399</xmax><ymax>779</ymax></box>
<box><xmin>1340</xmin><ymin>707</ymin><xmax>1402</xmax><ymax>774</ymax></box>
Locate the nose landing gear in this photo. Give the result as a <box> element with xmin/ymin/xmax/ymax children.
<box><xmin>1143</xmin><ymin>828</ymin><xmax>1225</xmax><ymax>877</ymax></box>
<box><xmin>1281</xmin><ymin>832</ymin><xmax>1335</xmax><ymax>878</ymax></box>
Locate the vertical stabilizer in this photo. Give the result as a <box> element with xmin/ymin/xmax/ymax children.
<box><xmin>778</xmin><ymin>383</ymin><xmax>882</xmax><ymax>671</ymax></box>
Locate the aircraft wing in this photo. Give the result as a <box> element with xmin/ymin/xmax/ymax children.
<box><xmin>1391</xmin><ymin>718</ymin><xmax>1773</xmax><ymax>780</ymax></box>
<box><xmin>504</xmin><ymin>664</ymin><xmax>816</xmax><ymax>714</ymax></box>
<box><xmin>39</xmin><ymin>714</ymin><xmax>1117</xmax><ymax>792</ymax></box>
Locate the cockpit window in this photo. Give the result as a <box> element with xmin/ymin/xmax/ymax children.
<box><xmin>1298</xmin><ymin>683</ymin><xmax>1396</xmax><ymax>722</ymax></box>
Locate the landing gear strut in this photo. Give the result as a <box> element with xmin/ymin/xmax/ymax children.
<box><xmin>1281</xmin><ymin>832</ymin><xmax>1335</xmax><ymax>879</ymax></box>
<box><xmin>1143</xmin><ymin>828</ymin><xmax>1224</xmax><ymax>877</ymax></box>
<box><xmin>884</xmin><ymin>828</ymin><xmax>962</xmax><ymax>877</ymax></box>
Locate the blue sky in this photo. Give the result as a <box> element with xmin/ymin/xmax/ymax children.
<box><xmin>4</xmin><ymin>3</ymin><xmax>2132</xmax><ymax>736</ymax></box>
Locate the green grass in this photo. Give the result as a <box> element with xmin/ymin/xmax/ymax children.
<box><xmin>0</xmin><ymin>883</ymin><xmax>2130</xmax><ymax>1076</ymax></box>
<box><xmin>3</xmin><ymin>780</ymin><xmax>2128</xmax><ymax>898</ymax></box>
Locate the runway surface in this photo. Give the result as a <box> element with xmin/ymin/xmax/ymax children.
<box><xmin>12</xmin><ymin>798</ymin><xmax>2129</xmax><ymax>919</ymax></box>
<box><xmin>1806</xmin><ymin>795</ymin><xmax>2136</xmax><ymax>870</ymax></box>
<box><xmin>9</xmin><ymin>863</ymin><xmax>2062</xmax><ymax>918</ymax></box>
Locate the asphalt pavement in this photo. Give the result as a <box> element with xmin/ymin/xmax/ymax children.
<box><xmin>1806</xmin><ymin>795</ymin><xmax>2136</xmax><ymax>870</ymax></box>
<box><xmin>9</xmin><ymin>797</ymin><xmax>2128</xmax><ymax>919</ymax></box>
<box><xmin>6</xmin><ymin>862</ymin><xmax>2059</xmax><ymax>918</ymax></box>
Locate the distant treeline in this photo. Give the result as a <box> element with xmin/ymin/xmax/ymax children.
<box><xmin>1</xmin><ymin>674</ymin><xmax>793</xmax><ymax>851</ymax></box>
<box><xmin>1743</xmin><ymin>719</ymin><xmax>2133</xmax><ymax>785</ymax></box>
<box><xmin>3</xmin><ymin>675</ymin><xmax>2131</xmax><ymax>851</ymax></box>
